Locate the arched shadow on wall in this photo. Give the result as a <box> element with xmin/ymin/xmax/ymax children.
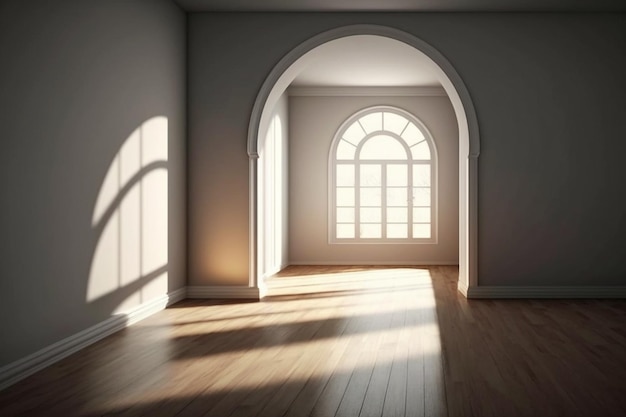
<box><xmin>86</xmin><ymin>116</ymin><xmax>169</xmax><ymax>315</ymax></box>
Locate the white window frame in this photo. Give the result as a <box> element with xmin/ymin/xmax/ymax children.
<box><xmin>328</xmin><ymin>106</ymin><xmax>438</xmax><ymax>244</ymax></box>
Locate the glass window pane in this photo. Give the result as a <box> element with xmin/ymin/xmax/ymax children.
<box><xmin>387</xmin><ymin>164</ymin><xmax>408</xmax><ymax>186</ymax></box>
<box><xmin>413</xmin><ymin>187</ymin><xmax>430</xmax><ymax>207</ymax></box>
<box><xmin>411</xmin><ymin>141</ymin><xmax>431</xmax><ymax>160</ymax></box>
<box><xmin>336</xmin><ymin>140</ymin><xmax>356</xmax><ymax>160</ymax></box>
<box><xmin>337</xmin><ymin>207</ymin><xmax>354</xmax><ymax>222</ymax></box>
<box><xmin>413</xmin><ymin>224</ymin><xmax>431</xmax><ymax>238</ymax></box>
<box><xmin>387</xmin><ymin>207</ymin><xmax>407</xmax><ymax>223</ymax></box>
<box><xmin>383</xmin><ymin>112</ymin><xmax>409</xmax><ymax>135</ymax></box>
<box><xmin>401</xmin><ymin>123</ymin><xmax>425</xmax><ymax>146</ymax></box>
<box><xmin>387</xmin><ymin>187</ymin><xmax>408</xmax><ymax>207</ymax></box>
<box><xmin>360</xmin><ymin>223</ymin><xmax>381</xmax><ymax>238</ymax></box>
<box><xmin>360</xmin><ymin>187</ymin><xmax>381</xmax><ymax>206</ymax></box>
<box><xmin>360</xmin><ymin>164</ymin><xmax>381</xmax><ymax>186</ymax></box>
<box><xmin>343</xmin><ymin>121</ymin><xmax>366</xmax><ymax>146</ymax></box>
<box><xmin>413</xmin><ymin>207</ymin><xmax>431</xmax><ymax>223</ymax></box>
<box><xmin>336</xmin><ymin>164</ymin><xmax>355</xmax><ymax>186</ymax></box>
<box><xmin>413</xmin><ymin>164</ymin><xmax>431</xmax><ymax>186</ymax></box>
<box><xmin>337</xmin><ymin>187</ymin><xmax>354</xmax><ymax>206</ymax></box>
<box><xmin>388</xmin><ymin>224</ymin><xmax>408</xmax><ymax>238</ymax></box>
<box><xmin>337</xmin><ymin>224</ymin><xmax>355</xmax><ymax>238</ymax></box>
<box><xmin>359</xmin><ymin>112</ymin><xmax>383</xmax><ymax>134</ymax></box>
<box><xmin>360</xmin><ymin>135</ymin><xmax>407</xmax><ymax>160</ymax></box>
<box><xmin>360</xmin><ymin>207</ymin><xmax>381</xmax><ymax>223</ymax></box>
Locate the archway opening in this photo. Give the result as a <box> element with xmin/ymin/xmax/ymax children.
<box><xmin>248</xmin><ymin>25</ymin><xmax>479</xmax><ymax>297</ymax></box>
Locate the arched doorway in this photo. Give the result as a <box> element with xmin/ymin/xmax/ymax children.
<box><xmin>248</xmin><ymin>25</ymin><xmax>480</xmax><ymax>297</ymax></box>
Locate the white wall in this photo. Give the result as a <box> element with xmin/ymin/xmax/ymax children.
<box><xmin>281</xmin><ymin>96</ymin><xmax>290</xmax><ymax>271</ymax></box>
<box><xmin>288</xmin><ymin>93</ymin><xmax>458</xmax><ymax>264</ymax></box>
<box><xmin>188</xmin><ymin>12</ymin><xmax>626</xmax><ymax>288</ymax></box>
<box><xmin>258</xmin><ymin>92</ymin><xmax>289</xmax><ymax>278</ymax></box>
<box><xmin>0</xmin><ymin>0</ymin><xmax>186</xmax><ymax>367</ymax></box>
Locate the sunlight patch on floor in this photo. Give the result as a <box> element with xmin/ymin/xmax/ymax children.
<box><xmin>89</xmin><ymin>266</ymin><xmax>445</xmax><ymax>416</ymax></box>
<box><xmin>265</xmin><ymin>267</ymin><xmax>434</xmax><ymax>296</ymax></box>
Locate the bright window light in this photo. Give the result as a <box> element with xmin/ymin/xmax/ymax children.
<box><xmin>329</xmin><ymin>107</ymin><xmax>437</xmax><ymax>243</ymax></box>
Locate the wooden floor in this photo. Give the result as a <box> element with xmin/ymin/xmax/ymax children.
<box><xmin>1</xmin><ymin>266</ymin><xmax>625</xmax><ymax>417</ymax></box>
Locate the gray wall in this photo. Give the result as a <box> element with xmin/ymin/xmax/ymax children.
<box><xmin>188</xmin><ymin>12</ymin><xmax>626</xmax><ymax>287</ymax></box>
<box><xmin>288</xmin><ymin>94</ymin><xmax>458</xmax><ymax>264</ymax></box>
<box><xmin>0</xmin><ymin>0</ymin><xmax>186</xmax><ymax>366</ymax></box>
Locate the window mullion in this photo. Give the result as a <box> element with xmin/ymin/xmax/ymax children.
<box><xmin>357</xmin><ymin>120</ymin><xmax>367</xmax><ymax>136</ymax></box>
<box><xmin>381</xmin><ymin>162</ymin><xmax>387</xmax><ymax>239</ymax></box>
<box><xmin>355</xmin><ymin>160</ymin><xmax>361</xmax><ymax>240</ymax></box>
<box><xmin>428</xmin><ymin>162</ymin><xmax>438</xmax><ymax>237</ymax></box>
<box><xmin>332</xmin><ymin>159</ymin><xmax>336</xmax><ymax>240</ymax></box>
<box><xmin>408</xmin><ymin>161</ymin><xmax>413</xmax><ymax>239</ymax></box>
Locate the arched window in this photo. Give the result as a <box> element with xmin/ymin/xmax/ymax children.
<box><xmin>329</xmin><ymin>106</ymin><xmax>437</xmax><ymax>243</ymax></box>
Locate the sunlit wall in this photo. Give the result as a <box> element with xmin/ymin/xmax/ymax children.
<box><xmin>258</xmin><ymin>92</ymin><xmax>289</xmax><ymax>281</ymax></box>
<box><xmin>0</xmin><ymin>0</ymin><xmax>186</xmax><ymax>367</ymax></box>
<box><xmin>88</xmin><ymin>117</ymin><xmax>169</xmax><ymax>313</ymax></box>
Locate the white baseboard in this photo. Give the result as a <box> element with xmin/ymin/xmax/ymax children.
<box><xmin>258</xmin><ymin>264</ymin><xmax>290</xmax><ymax>299</ymax></box>
<box><xmin>0</xmin><ymin>287</ymin><xmax>186</xmax><ymax>392</ymax></box>
<box><xmin>5</xmin><ymin>282</ymin><xmax>620</xmax><ymax>392</ymax></box>
<box><xmin>457</xmin><ymin>280</ymin><xmax>469</xmax><ymax>297</ymax></box>
<box><xmin>187</xmin><ymin>285</ymin><xmax>261</xmax><ymax>299</ymax></box>
<box><xmin>288</xmin><ymin>261</ymin><xmax>459</xmax><ymax>266</ymax></box>
<box><xmin>165</xmin><ymin>286</ymin><xmax>187</xmax><ymax>305</ymax></box>
<box><xmin>466</xmin><ymin>286</ymin><xmax>626</xmax><ymax>299</ymax></box>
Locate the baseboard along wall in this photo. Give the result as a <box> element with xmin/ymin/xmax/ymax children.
<box><xmin>466</xmin><ymin>286</ymin><xmax>626</xmax><ymax>299</ymax></box>
<box><xmin>0</xmin><ymin>287</ymin><xmax>186</xmax><ymax>392</ymax></box>
<box><xmin>2</xmin><ymin>281</ymin><xmax>624</xmax><ymax>392</ymax></box>
<box><xmin>187</xmin><ymin>285</ymin><xmax>261</xmax><ymax>299</ymax></box>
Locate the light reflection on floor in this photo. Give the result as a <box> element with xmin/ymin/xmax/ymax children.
<box><xmin>87</xmin><ymin>266</ymin><xmax>446</xmax><ymax>416</ymax></box>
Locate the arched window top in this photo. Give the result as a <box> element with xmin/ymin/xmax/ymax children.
<box><xmin>333</xmin><ymin>107</ymin><xmax>435</xmax><ymax>163</ymax></box>
<box><xmin>359</xmin><ymin>135</ymin><xmax>407</xmax><ymax>160</ymax></box>
<box><xmin>330</xmin><ymin>106</ymin><xmax>438</xmax><ymax>243</ymax></box>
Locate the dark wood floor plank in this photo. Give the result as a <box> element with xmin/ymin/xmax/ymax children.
<box><xmin>359</xmin><ymin>347</ymin><xmax>393</xmax><ymax>417</ymax></box>
<box><xmin>255</xmin><ymin>298</ymin><xmax>353</xmax><ymax>417</ymax></box>
<box><xmin>380</xmin><ymin>307</ymin><xmax>408</xmax><ymax>417</ymax></box>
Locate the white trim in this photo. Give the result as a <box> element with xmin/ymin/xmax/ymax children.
<box><xmin>457</xmin><ymin>279</ymin><xmax>469</xmax><ymax>297</ymax></box>
<box><xmin>249</xmin><ymin>157</ymin><xmax>259</xmax><ymax>288</ymax></box>
<box><xmin>288</xmin><ymin>86</ymin><xmax>447</xmax><ymax>97</ymax></box>
<box><xmin>165</xmin><ymin>287</ymin><xmax>187</xmax><ymax>305</ymax></box>
<box><xmin>466</xmin><ymin>286</ymin><xmax>626</xmax><ymax>299</ymax></box>
<box><xmin>0</xmin><ymin>287</ymin><xmax>186</xmax><ymax>392</ymax></box>
<box><xmin>260</xmin><ymin>263</ymin><xmax>288</xmax><ymax>281</ymax></box>
<box><xmin>187</xmin><ymin>286</ymin><xmax>261</xmax><ymax>299</ymax></box>
<box><xmin>247</xmin><ymin>25</ymin><xmax>480</xmax><ymax>299</ymax></box>
<box><xmin>259</xmin><ymin>263</ymin><xmax>289</xmax><ymax>298</ymax></box>
<box><xmin>289</xmin><ymin>261</ymin><xmax>459</xmax><ymax>266</ymax></box>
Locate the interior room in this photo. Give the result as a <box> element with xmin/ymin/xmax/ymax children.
<box><xmin>0</xmin><ymin>0</ymin><xmax>625</xmax><ymax>416</ymax></box>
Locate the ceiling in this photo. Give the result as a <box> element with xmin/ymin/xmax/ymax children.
<box><xmin>173</xmin><ymin>0</ymin><xmax>626</xmax><ymax>12</ymax></box>
<box><xmin>290</xmin><ymin>36</ymin><xmax>440</xmax><ymax>87</ymax></box>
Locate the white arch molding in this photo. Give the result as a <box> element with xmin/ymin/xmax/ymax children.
<box><xmin>247</xmin><ymin>24</ymin><xmax>480</xmax><ymax>297</ymax></box>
